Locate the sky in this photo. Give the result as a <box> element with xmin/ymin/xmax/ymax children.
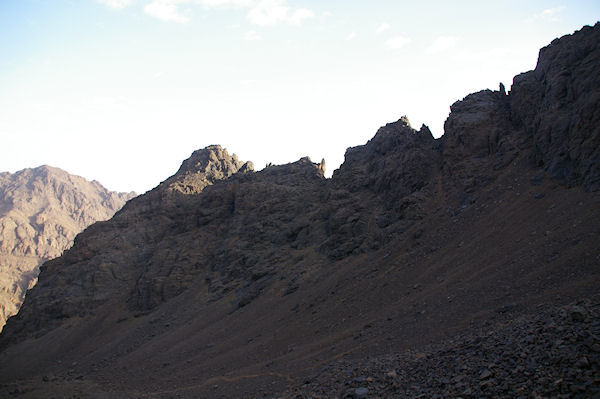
<box><xmin>1</xmin><ymin>1</ymin><xmax>599</xmax><ymax>194</ymax></box>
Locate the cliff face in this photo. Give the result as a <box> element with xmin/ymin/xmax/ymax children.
<box><xmin>509</xmin><ymin>24</ymin><xmax>600</xmax><ymax>190</ymax></box>
<box><xmin>0</xmin><ymin>24</ymin><xmax>598</xmax><ymax>398</ymax></box>
<box><xmin>0</xmin><ymin>166</ymin><xmax>135</xmax><ymax>332</ymax></box>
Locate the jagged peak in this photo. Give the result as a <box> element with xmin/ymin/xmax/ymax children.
<box><xmin>536</xmin><ymin>22</ymin><xmax>598</xmax><ymax>68</ymax></box>
<box><xmin>419</xmin><ymin>124</ymin><xmax>433</xmax><ymax>137</ymax></box>
<box><xmin>364</xmin><ymin>116</ymin><xmax>435</xmax><ymax>153</ymax></box>
<box><xmin>0</xmin><ymin>166</ymin><xmax>134</xmax><ymax>198</ymax></box>
<box><xmin>162</xmin><ymin>145</ymin><xmax>254</xmax><ymax>195</ymax></box>
<box><xmin>174</xmin><ymin>145</ymin><xmax>241</xmax><ymax>176</ymax></box>
<box><xmin>260</xmin><ymin>156</ymin><xmax>326</xmax><ymax>180</ymax></box>
<box><xmin>378</xmin><ymin>116</ymin><xmax>413</xmax><ymax>133</ymax></box>
<box><xmin>448</xmin><ymin>89</ymin><xmax>506</xmax><ymax>115</ymax></box>
<box><xmin>3</xmin><ymin>165</ymin><xmax>69</xmax><ymax>179</ymax></box>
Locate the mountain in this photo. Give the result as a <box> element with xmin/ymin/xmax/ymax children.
<box><xmin>0</xmin><ymin>166</ymin><xmax>135</xmax><ymax>332</ymax></box>
<box><xmin>0</xmin><ymin>24</ymin><xmax>598</xmax><ymax>398</ymax></box>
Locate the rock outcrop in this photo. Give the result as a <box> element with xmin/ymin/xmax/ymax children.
<box><xmin>333</xmin><ymin>116</ymin><xmax>438</xmax><ymax>200</ymax></box>
<box><xmin>441</xmin><ymin>23</ymin><xmax>600</xmax><ymax>202</ymax></box>
<box><xmin>0</xmin><ymin>24</ymin><xmax>598</xmax><ymax>399</ymax></box>
<box><xmin>509</xmin><ymin>24</ymin><xmax>600</xmax><ymax>190</ymax></box>
<box><xmin>162</xmin><ymin>145</ymin><xmax>253</xmax><ymax>195</ymax></box>
<box><xmin>0</xmin><ymin>166</ymin><xmax>135</xmax><ymax>332</ymax></box>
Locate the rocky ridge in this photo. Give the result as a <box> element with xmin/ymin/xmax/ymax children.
<box><xmin>0</xmin><ymin>166</ymin><xmax>135</xmax><ymax>331</ymax></box>
<box><xmin>0</xmin><ymin>24</ymin><xmax>598</xmax><ymax>398</ymax></box>
<box><xmin>510</xmin><ymin>24</ymin><xmax>600</xmax><ymax>191</ymax></box>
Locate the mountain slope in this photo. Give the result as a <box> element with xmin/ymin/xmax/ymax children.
<box><xmin>0</xmin><ymin>166</ymin><xmax>135</xmax><ymax>332</ymax></box>
<box><xmin>0</xmin><ymin>24</ymin><xmax>598</xmax><ymax>398</ymax></box>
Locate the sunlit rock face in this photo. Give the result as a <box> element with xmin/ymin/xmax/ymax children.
<box><xmin>0</xmin><ymin>165</ymin><xmax>135</xmax><ymax>331</ymax></box>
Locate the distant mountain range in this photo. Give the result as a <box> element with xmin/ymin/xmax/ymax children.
<box><xmin>0</xmin><ymin>166</ymin><xmax>135</xmax><ymax>332</ymax></box>
<box><xmin>0</xmin><ymin>24</ymin><xmax>598</xmax><ymax>398</ymax></box>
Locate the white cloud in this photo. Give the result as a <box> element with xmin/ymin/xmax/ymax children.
<box><xmin>244</xmin><ymin>30</ymin><xmax>261</xmax><ymax>40</ymax></box>
<box><xmin>145</xmin><ymin>0</ymin><xmax>190</xmax><ymax>23</ymax></box>
<box><xmin>198</xmin><ymin>0</ymin><xmax>253</xmax><ymax>6</ymax></box>
<box><xmin>346</xmin><ymin>32</ymin><xmax>356</xmax><ymax>41</ymax></box>
<box><xmin>246</xmin><ymin>0</ymin><xmax>314</xmax><ymax>26</ymax></box>
<box><xmin>532</xmin><ymin>6</ymin><xmax>566</xmax><ymax>22</ymax></box>
<box><xmin>96</xmin><ymin>0</ymin><xmax>133</xmax><ymax>9</ymax></box>
<box><xmin>139</xmin><ymin>0</ymin><xmax>314</xmax><ymax>25</ymax></box>
<box><xmin>425</xmin><ymin>36</ymin><xmax>457</xmax><ymax>54</ymax></box>
<box><xmin>287</xmin><ymin>7</ymin><xmax>314</xmax><ymax>25</ymax></box>
<box><xmin>376</xmin><ymin>22</ymin><xmax>390</xmax><ymax>34</ymax></box>
<box><xmin>386</xmin><ymin>36</ymin><xmax>411</xmax><ymax>49</ymax></box>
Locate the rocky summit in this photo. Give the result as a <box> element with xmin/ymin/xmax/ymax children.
<box><xmin>0</xmin><ymin>166</ymin><xmax>135</xmax><ymax>332</ymax></box>
<box><xmin>0</xmin><ymin>24</ymin><xmax>599</xmax><ymax>398</ymax></box>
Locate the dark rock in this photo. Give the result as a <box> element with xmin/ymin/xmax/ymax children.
<box><xmin>333</xmin><ymin>117</ymin><xmax>439</xmax><ymax>204</ymax></box>
<box><xmin>570</xmin><ymin>306</ymin><xmax>589</xmax><ymax>322</ymax></box>
<box><xmin>574</xmin><ymin>356</ymin><xmax>589</xmax><ymax>368</ymax></box>
<box><xmin>496</xmin><ymin>303</ymin><xmax>517</xmax><ymax>313</ymax></box>
<box><xmin>480</xmin><ymin>369</ymin><xmax>493</xmax><ymax>379</ymax></box>
<box><xmin>442</xmin><ymin>88</ymin><xmax>516</xmax><ymax>200</ymax></box>
<box><xmin>354</xmin><ymin>387</ymin><xmax>369</xmax><ymax>398</ymax></box>
<box><xmin>510</xmin><ymin>24</ymin><xmax>600</xmax><ymax>191</ymax></box>
<box><xmin>164</xmin><ymin>145</ymin><xmax>252</xmax><ymax>195</ymax></box>
<box><xmin>278</xmin><ymin>299</ymin><xmax>600</xmax><ymax>398</ymax></box>
<box><xmin>530</xmin><ymin>175</ymin><xmax>544</xmax><ymax>186</ymax></box>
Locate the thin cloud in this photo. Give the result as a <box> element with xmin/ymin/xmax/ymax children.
<box><xmin>244</xmin><ymin>30</ymin><xmax>261</xmax><ymax>40</ymax></box>
<box><xmin>346</xmin><ymin>32</ymin><xmax>357</xmax><ymax>41</ymax></box>
<box><xmin>287</xmin><ymin>8</ymin><xmax>314</xmax><ymax>25</ymax></box>
<box><xmin>386</xmin><ymin>36</ymin><xmax>411</xmax><ymax>49</ymax></box>
<box><xmin>425</xmin><ymin>36</ymin><xmax>457</xmax><ymax>54</ymax></box>
<box><xmin>145</xmin><ymin>1</ymin><xmax>190</xmax><ymax>23</ymax></box>
<box><xmin>96</xmin><ymin>0</ymin><xmax>133</xmax><ymax>9</ymax></box>
<box><xmin>138</xmin><ymin>0</ymin><xmax>314</xmax><ymax>25</ymax></box>
<box><xmin>246</xmin><ymin>0</ymin><xmax>314</xmax><ymax>26</ymax></box>
<box><xmin>376</xmin><ymin>22</ymin><xmax>390</xmax><ymax>34</ymax></box>
<box><xmin>199</xmin><ymin>0</ymin><xmax>253</xmax><ymax>6</ymax></box>
<box><xmin>532</xmin><ymin>6</ymin><xmax>566</xmax><ymax>22</ymax></box>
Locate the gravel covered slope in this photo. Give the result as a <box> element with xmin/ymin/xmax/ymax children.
<box><xmin>279</xmin><ymin>299</ymin><xmax>600</xmax><ymax>398</ymax></box>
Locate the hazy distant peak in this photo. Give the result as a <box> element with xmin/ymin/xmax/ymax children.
<box><xmin>0</xmin><ymin>166</ymin><xmax>135</xmax><ymax>332</ymax></box>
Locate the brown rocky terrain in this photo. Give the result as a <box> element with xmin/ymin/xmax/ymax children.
<box><xmin>0</xmin><ymin>24</ymin><xmax>598</xmax><ymax>398</ymax></box>
<box><xmin>0</xmin><ymin>166</ymin><xmax>135</xmax><ymax>332</ymax></box>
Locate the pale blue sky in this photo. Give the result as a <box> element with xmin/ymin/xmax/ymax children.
<box><xmin>1</xmin><ymin>1</ymin><xmax>599</xmax><ymax>193</ymax></box>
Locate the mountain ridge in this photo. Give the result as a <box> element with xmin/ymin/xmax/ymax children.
<box><xmin>0</xmin><ymin>165</ymin><xmax>135</xmax><ymax>332</ymax></box>
<box><xmin>0</xmin><ymin>23</ymin><xmax>598</xmax><ymax>398</ymax></box>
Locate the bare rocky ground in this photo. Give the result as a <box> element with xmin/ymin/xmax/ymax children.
<box><xmin>279</xmin><ymin>299</ymin><xmax>600</xmax><ymax>399</ymax></box>
<box><xmin>2</xmin><ymin>298</ymin><xmax>598</xmax><ymax>398</ymax></box>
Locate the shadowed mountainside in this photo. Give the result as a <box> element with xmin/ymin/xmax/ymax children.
<box><xmin>0</xmin><ymin>166</ymin><xmax>135</xmax><ymax>332</ymax></box>
<box><xmin>0</xmin><ymin>24</ymin><xmax>598</xmax><ymax>398</ymax></box>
